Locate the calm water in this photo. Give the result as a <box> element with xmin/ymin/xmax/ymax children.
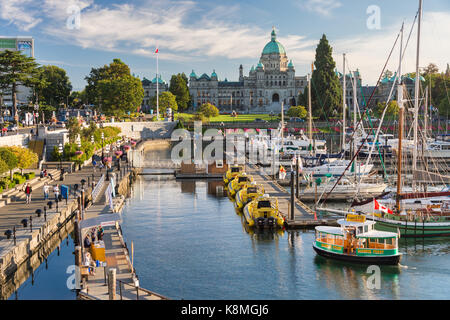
<box><xmin>120</xmin><ymin>173</ymin><xmax>450</xmax><ymax>300</ymax></box>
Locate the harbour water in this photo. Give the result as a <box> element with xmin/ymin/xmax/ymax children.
<box><xmin>6</xmin><ymin>146</ymin><xmax>450</xmax><ymax>300</ymax></box>
<box><xmin>119</xmin><ymin>173</ymin><xmax>450</xmax><ymax>300</ymax></box>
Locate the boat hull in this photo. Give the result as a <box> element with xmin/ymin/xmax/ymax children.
<box><xmin>313</xmin><ymin>244</ymin><xmax>401</xmax><ymax>265</ymax></box>
<box><xmin>367</xmin><ymin>216</ymin><xmax>450</xmax><ymax>237</ymax></box>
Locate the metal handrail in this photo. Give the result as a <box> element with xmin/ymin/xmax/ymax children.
<box><xmin>116</xmin><ymin>279</ymin><xmax>169</xmax><ymax>300</ymax></box>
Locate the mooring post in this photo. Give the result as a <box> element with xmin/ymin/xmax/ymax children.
<box><xmin>29</xmin><ymin>216</ymin><xmax>32</xmax><ymax>232</ymax></box>
<box><xmin>295</xmin><ymin>155</ymin><xmax>299</xmax><ymax>199</ymax></box>
<box><xmin>108</xmin><ymin>268</ymin><xmax>117</xmax><ymax>300</ymax></box>
<box><xmin>290</xmin><ymin>171</ymin><xmax>294</xmax><ymax>221</ymax></box>
<box><xmin>13</xmin><ymin>226</ymin><xmax>16</xmax><ymax>245</ymax></box>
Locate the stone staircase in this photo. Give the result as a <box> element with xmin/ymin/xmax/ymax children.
<box><xmin>0</xmin><ymin>169</ymin><xmax>61</xmax><ymax>207</ymax></box>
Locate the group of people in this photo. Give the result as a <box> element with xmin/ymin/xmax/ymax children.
<box><xmin>83</xmin><ymin>226</ymin><xmax>105</xmax><ymax>249</ymax></box>
<box><xmin>39</xmin><ymin>169</ymin><xmax>53</xmax><ymax>180</ymax></box>
<box><xmin>22</xmin><ymin>181</ymin><xmax>60</xmax><ymax>204</ymax></box>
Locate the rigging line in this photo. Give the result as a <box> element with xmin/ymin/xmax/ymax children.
<box><xmin>321</xmin><ymin>27</ymin><xmax>403</xmax><ymax>206</ymax></box>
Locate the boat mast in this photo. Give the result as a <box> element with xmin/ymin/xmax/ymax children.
<box><xmin>308</xmin><ymin>70</ymin><xmax>313</xmax><ymax>155</ymax></box>
<box><xmin>396</xmin><ymin>23</ymin><xmax>405</xmax><ymax>212</ymax></box>
<box><xmin>424</xmin><ymin>84</ymin><xmax>428</xmax><ymax>143</ymax></box>
<box><xmin>352</xmin><ymin>70</ymin><xmax>358</xmax><ymax>177</ymax></box>
<box><xmin>342</xmin><ymin>53</ymin><xmax>346</xmax><ymax>152</ymax></box>
<box><xmin>412</xmin><ymin>0</ymin><xmax>423</xmax><ymax>191</ymax></box>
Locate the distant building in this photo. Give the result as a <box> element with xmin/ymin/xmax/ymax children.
<box><xmin>335</xmin><ymin>69</ymin><xmax>365</xmax><ymax>110</ymax></box>
<box><xmin>189</xmin><ymin>28</ymin><xmax>307</xmax><ymax>113</ymax></box>
<box><xmin>57</xmin><ymin>108</ymin><xmax>94</xmax><ymax>122</ymax></box>
<box><xmin>141</xmin><ymin>75</ymin><xmax>169</xmax><ymax>112</ymax></box>
<box><xmin>0</xmin><ymin>37</ymin><xmax>34</xmax><ymax>111</ymax></box>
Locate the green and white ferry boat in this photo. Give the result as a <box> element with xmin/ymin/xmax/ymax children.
<box><xmin>313</xmin><ymin>214</ymin><xmax>402</xmax><ymax>265</ymax></box>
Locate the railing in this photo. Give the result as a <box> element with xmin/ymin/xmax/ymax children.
<box><xmin>91</xmin><ymin>174</ymin><xmax>105</xmax><ymax>202</ymax></box>
<box><xmin>116</xmin><ymin>279</ymin><xmax>169</xmax><ymax>300</ymax></box>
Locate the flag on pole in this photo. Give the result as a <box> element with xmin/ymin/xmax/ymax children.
<box><xmin>373</xmin><ymin>198</ymin><xmax>393</xmax><ymax>214</ymax></box>
<box><xmin>154</xmin><ymin>48</ymin><xmax>158</xmax><ymax>53</ymax></box>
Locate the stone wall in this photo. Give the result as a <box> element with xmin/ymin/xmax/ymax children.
<box><xmin>102</xmin><ymin>121</ymin><xmax>177</xmax><ymax>140</ymax></box>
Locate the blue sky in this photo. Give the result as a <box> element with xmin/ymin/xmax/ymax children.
<box><xmin>1</xmin><ymin>0</ymin><xmax>449</xmax><ymax>91</ymax></box>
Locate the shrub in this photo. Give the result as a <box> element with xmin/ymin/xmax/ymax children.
<box><xmin>25</xmin><ymin>172</ymin><xmax>35</xmax><ymax>180</ymax></box>
<box><xmin>197</xmin><ymin>103</ymin><xmax>219</xmax><ymax>118</ymax></box>
<box><xmin>8</xmin><ymin>181</ymin><xmax>16</xmax><ymax>189</ymax></box>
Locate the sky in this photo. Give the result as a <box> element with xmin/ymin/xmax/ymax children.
<box><xmin>0</xmin><ymin>0</ymin><xmax>449</xmax><ymax>91</ymax></box>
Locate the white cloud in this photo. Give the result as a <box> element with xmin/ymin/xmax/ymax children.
<box><xmin>299</xmin><ymin>0</ymin><xmax>342</xmax><ymax>17</ymax></box>
<box><xmin>0</xmin><ymin>0</ymin><xmax>42</xmax><ymax>31</ymax></box>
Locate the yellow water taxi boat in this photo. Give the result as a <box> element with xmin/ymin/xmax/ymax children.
<box><xmin>235</xmin><ymin>183</ymin><xmax>265</xmax><ymax>210</ymax></box>
<box><xmin>223</xmin><ymin>165</ymin><xmax>245</xmax><ymax>185</ymax></box>
<box><xmin>228</xmin><ymin>173</ymin><xmax>254</xmax><ymax>197</ymax></box>
<box><xmin>243</xmin><ymin>195</ymin><xmax>285</xmax><ymax>228</ymax></box>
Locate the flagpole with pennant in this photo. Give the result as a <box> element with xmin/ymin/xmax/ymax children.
<box><xmin>155</xmin><ymin>46</ymin><xmax>159</xmax><ymax>120</ymax></box>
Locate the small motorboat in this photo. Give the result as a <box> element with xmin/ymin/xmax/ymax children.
<box><xmin>228</xmin><ymin>173</ymin><xmax>254</xmax><ymax>197</ymax></box>
<box><xmin>235</xmin><ymin>183</ymin><xmax>265</xmax><ymax>209</ymax></box>
<box><xmin>223</xmin><ymin>165</ymin><xmax>245</xmax><ymax>184</ymax></box>
<box><xmin>243</xmin><ymin>195</ymin><xmax>284</xmax><ymax>228</ymax></box>
<box><xmin>313</xmin><ymin>214</ymin><xmax>402</xmax><ymax>265</ymax></box>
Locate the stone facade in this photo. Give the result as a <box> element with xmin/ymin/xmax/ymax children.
<box><xmin>141</xmin><ymin>75</ymin><xmax>169</xmax><ymax>112</ymax></box>
<box><xmin>189</xmin><ymin>28</ymin><xmax>307</xmax><ymax>113</ymax></box>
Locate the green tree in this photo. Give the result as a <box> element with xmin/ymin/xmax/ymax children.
<box><xmin>84</xmin><ymin>59</ymin><xmax>143</xmax><ymax>116</ymax></box>
<box><xmin>169</xmin><ymin>73</ymin><xmax>190</xmax><ymax>111</ymax></box>
<box><xmin>198</xmin><ymin>103</ymin><xmax>219</xmax><ymax>118</ymax></box>
<box><xmin>310</xmin><ymin>35</ymin><xmax>342</xmax><ymax>119</ymax></box>
<box><xmin>0</xmin><ymin>50</ymin><xmax>42</xmax><ymax>124</ymax></box>
<box><xmin>287</xmin><ymin>105</ymin><xmax>307</xmax><ymax>118</ymax></box>
<box><xmin>36</xmin><ymin>65</ymin><xmax>72</xmax><ymax>107</ymax></box>
<box><xmin>0</xmin><ymin>147</ymin><xmax>18</xmax><ymax>180</ymax></box>
<box><xmin>151</xmin><ymin>91</ymin><xmax>178</xmax><ymax>115</ymax></box>
<box><xmin>376</xmin><ymin>100</ymin><xmax>399</xmax><ymax>118</ymax></box>
<box><xmin>383</xmin><ymin>70</ymin><xmax>394</xmax><ymax>79</ymax></box>
<box><xmin>423</xmin><ymin>63</ymin><xmax>439</xmax><ymax>76</ymax></box>
<box><xmin>66</xmin><ymin>117</ymin><xmax>81</xmax><ymax>142</ymax></box>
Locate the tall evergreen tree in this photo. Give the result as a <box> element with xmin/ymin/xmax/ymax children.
<box><xmin>169</xmin><ymin>73</ymin><xmax>190</xmax><ymax>111</ymax></box>
<box><xmin>0</xmin><ymin>50</ymin><xmax>42</xmax><ymax>124</ymax></box>
<box><xmin>310</xmin><ymin>34</ymin><xmax>342</xmax><ymax>118</ymax></box>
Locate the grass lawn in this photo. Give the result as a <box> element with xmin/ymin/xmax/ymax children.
<box><xmin>175</xmin><ymin>113</ymin><xmax>280</xmax><ymax>122</ymax></box>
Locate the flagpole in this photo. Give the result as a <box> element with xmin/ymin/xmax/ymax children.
<box><xmin>156</xmin><ymin>48</ymin><xmax>159</xmax><ymax>120</ymax></box>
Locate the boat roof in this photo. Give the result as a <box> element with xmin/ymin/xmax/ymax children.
<box><xmin>357</xmin><ymin>230</ymin><xmax>398</xmax><ymax>238</ymax></box>
<box><xmin>337</xmin><ymin>218</ymin><xmax>376</xmax><ymax>227</ymax></box>
<box><xmin>315</xmin><ymin>226</ymin><xmax>343</xmax><ymax>236</ymax></box>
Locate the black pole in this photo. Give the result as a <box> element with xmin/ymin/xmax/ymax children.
<box><xmin>44</xmin><ymin>206</ymin><xmax>47</xmax><ymax>221</ymax></box>
<box><xmin>13</xmin><ymin>226</ymin><xmax>16</xmax><ymax>245</ymax></box>
<box><xmin>295</xmin><ymin>156</ymin><xmax>299</xmax><ymax>199</ymax></box>
<box><xmin>29</xmin><ymin>216</ymin><xmax>32</xmax><ymax>232</ymax></box>
<box><xmin>290</xmin><ymin>171</ymin><xmax>294</xmax><ymax>220</ymax></box>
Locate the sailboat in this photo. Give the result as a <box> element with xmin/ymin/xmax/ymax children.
<box><xmin>360</xmin><ymin>0</ymin><xmax>450</xmax><ymax>237</ymax></box>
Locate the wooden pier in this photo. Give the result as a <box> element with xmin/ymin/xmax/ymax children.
<box><xmin>245</xmin><ymin>164</ymin><xmax>338</xmax><ymax>229</ymax></box>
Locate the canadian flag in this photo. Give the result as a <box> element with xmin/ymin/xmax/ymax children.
<box><xmin>154</xmin><ymin>48</ymin><xmax>159</xmax><ymax>53</ymax></box>
<box><xmin>373</xmin><ymin>198</ymin><xmax>393</xmax><ymax>214</ymax></box>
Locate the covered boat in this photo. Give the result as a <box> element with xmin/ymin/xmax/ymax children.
<box><xmin>228</xmin><ymin>173</ymin><xmax>254</xmax><ymax>197</ymax></box>
<box><xmin>223</xmin><ymin>165</ymin><xmax>245</xmax><ymax>184</ymax></box>
<box><xmin>235</xmin><ymin>183</ymin><xmax>265</xmax><ymax>209</ymax></box>
<box><xmin>243</xmin><ymin>195</ymin><xmax>284</xmax><ymax>228</ymax></box>
<box><xmin>313</xmin><ymin>214</ymin><xmax>402</xmax><ymax>265</ymax></box>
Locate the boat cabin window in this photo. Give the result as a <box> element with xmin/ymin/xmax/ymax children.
<box><xmin>247</xmin><ymin>187</ymin><xmax>257</xmax><ymax>193</ymax></box>
<box><xmin>364</xmin><ymin>225</ymin><xmax>369</xmax><ymax>233</ymax></box>
<box><xmin>357</xmin><ymin>226</ymin><xmax>363</xmax><ymax>234</ymax></box>
<box><xmin>238</xmin><ymin>177</ymin><xmax>248</xmax><ymax>183</ymax></box>
<box><xmin>231</xmin><ymin>167</ymin><xmax>240</xmax><ymax>173</ymax></box>
<box><xmin>257</xmin><ymin>200</ymin><xmax>272</xmax><ymax>209</ymax></box>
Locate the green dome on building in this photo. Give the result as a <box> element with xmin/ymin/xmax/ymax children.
<box><xmin>262</xmin><ymin>28</ymin><xmax>286</xmax><ymax>55</ymax></box>
<box><xmin>211</xmin><ymin>69</ymin><xmax>217</xmax><ymax>78</ymax></box>
<box><xmin>190</xmin><ymin>70</ymin><xmax>197</xmax><ymax>78</ymax></box>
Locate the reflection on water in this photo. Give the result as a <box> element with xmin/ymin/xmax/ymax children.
<box><xmin>119</xmin><ymin>173</ymin><xmax>450</xmax><ymax>300</ymax></box>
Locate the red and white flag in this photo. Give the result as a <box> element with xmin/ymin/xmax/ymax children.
<box><xmin>154</xmin><ymin>48</ymin><xmax>159</xmax><ymax>53</ymax></box>
<box><xmin>373</xmin><ymin>198</ymin><xmax>393</xmax><ymax>214</ymax></box>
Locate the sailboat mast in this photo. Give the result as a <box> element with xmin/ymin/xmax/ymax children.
<box><xmin>412</xmin><ymin>0</ymin><xmax>422</xmax><ymax>189</ymax></box>
<box><xmin>308</xmin><ymin>71</ymin><xmax>313</xmax><ymax>155</ymax></box>
<box><xmin>342</xmin><ymin>53</ymin><xmax>346</xmax><ymax>152</ymax></box>
<box><xmin>352</xmin><ymin>70</ymin><xmax>358</xmax><ymax>175</ymax></box>
<box><xmin>396</xmin><ymin>22</ymin><xmax>405</xmax><ymax>212</ymax></box>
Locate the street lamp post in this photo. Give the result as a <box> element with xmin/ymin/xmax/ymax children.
<box><xmin>101</xmin><ymin>132</ymin><xmax>105</xmax><ymax>164</ymax></box>
<box><xmin>76</xmin><ymin>134</ymin><xmax>82</xmax><ymax>171</ymax></box>
<box><xmin>58</xmin><ymin>143</ymin><xmax>64</xmax><ymax>181</ymax></box>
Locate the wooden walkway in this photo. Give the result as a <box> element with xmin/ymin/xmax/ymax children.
<box><xmin>245</xmin><ymin>164</ymin><xmax>338</xmax><ymax>228</ymax></box>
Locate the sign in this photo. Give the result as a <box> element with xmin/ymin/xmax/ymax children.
<box><xmin>346</xmin><ymin>214</ymin><xmax>366</xmax><ymax>223</ymax></box>
<box><xmin>60</xmin><ymin>185</ymin><xmax>69</xmax><ymax>199</ymax></box>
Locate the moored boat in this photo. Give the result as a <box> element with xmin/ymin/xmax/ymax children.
<box><xmin>313</xmin><ymin>214</ymin><xmax>402</xmax><ymax>265</ymax></box>
<box><xmin>223</xmin><ymin>165</ymin><xmax>245</xmax><ymax>184</ymax></box>
<box><xmin>243</xmin><ymin>195</ymin><xmax>284</xmax><ymax>228</ymax></box>
<box><xmin>235</xmin><ymin>183</ymin><xmax>265</xmax><ymax>209</ymax></box>
<box><xmin>228</xmin><ymin>173</ymin><xmax>254</xmax><ymax>197</ymax></box>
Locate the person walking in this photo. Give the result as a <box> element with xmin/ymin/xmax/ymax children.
<box><xmin>43</xmin><ymin>182</ymin><xmax>50</xmax><ymax>200</ymax></box>
<box><xmin>24</xmin><ymin>183</ymin><xmax>32</xmax><ymax>204</ymax></box>
<box><xmin>53</xmin><ymin>184</ymin><xmax>60</xmax><ymax>202</ymax></box>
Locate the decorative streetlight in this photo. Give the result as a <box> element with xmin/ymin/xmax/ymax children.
<box><xmin>58</xmin><ymin>142</ymin><xmax>64</xmax><ymax>181</ymax></box>
<box><xmin>76</xmin><ymin>134</ymin><xmax>82</xmax><ymax>171</ymax></box>
<box><xmin>101</xmin><ymin>131</ymin><xmax>105</xmax><ymax>164</ymax></box>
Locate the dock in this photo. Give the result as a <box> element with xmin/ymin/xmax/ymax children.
<box><xmin>245</xmin><ymin>164</ymin><xmax>338</xmax><ymax>229</ymax></box>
